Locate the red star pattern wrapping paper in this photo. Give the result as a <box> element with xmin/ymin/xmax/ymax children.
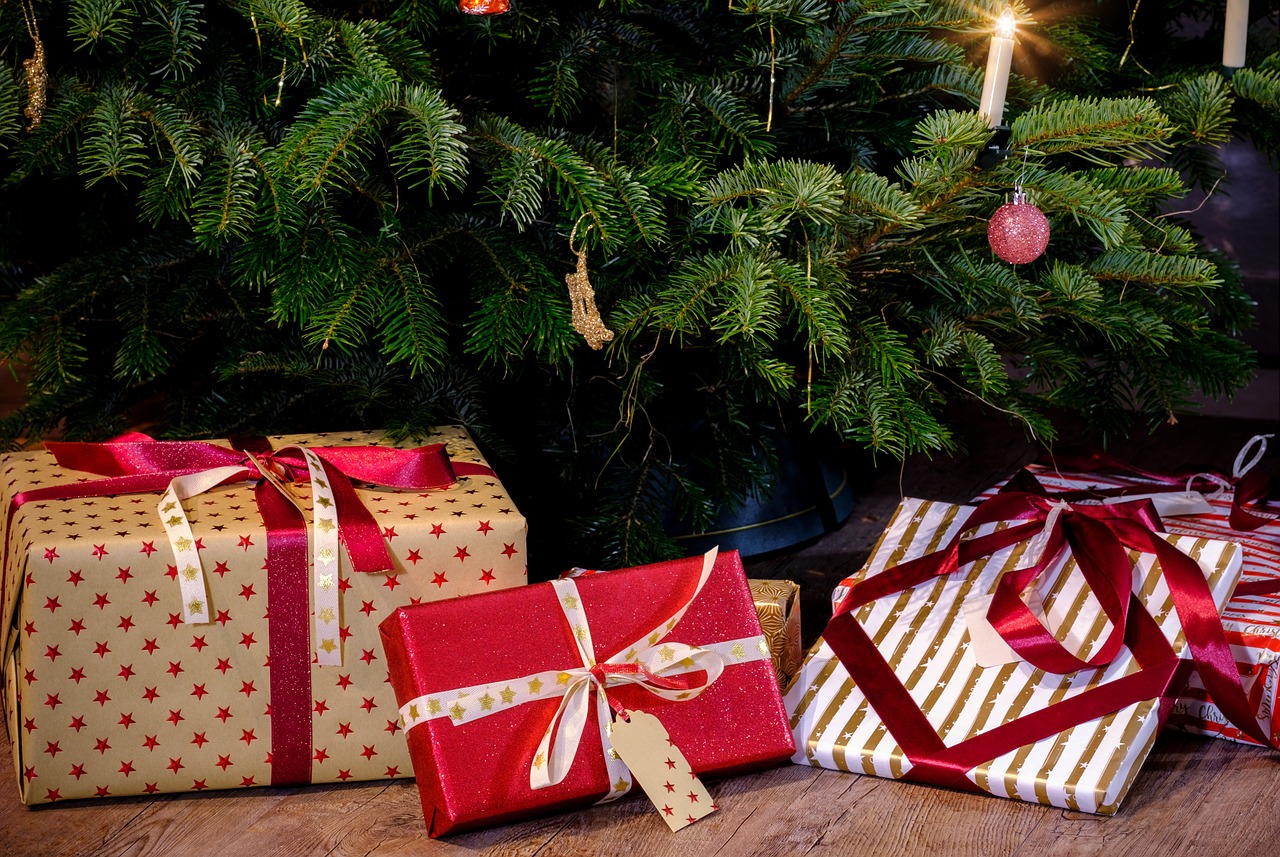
<box><xmin>379</xmin><ymin>549</ymin><xmax>795</xmax><ymax>837</ymax></box>
<box><xmin>1</xmin><ymin>427</ymin><xmax>527</xmax><ymax>804</ymax></box>
<box><xmin>976</xmin><ymin>461</ymin><xmax>1280</xmax><ymax>747</ymax></box>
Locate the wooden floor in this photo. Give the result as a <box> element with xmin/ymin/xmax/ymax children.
<box><xmin>4</xmin><ymin>405</ymin><xmax>1279</xmax><ymax>856</ymax></box>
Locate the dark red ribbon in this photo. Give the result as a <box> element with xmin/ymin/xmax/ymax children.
<box><xmin>822</xmin><ymin>474</ymin><xmax>1275</xmax><ymax>794</ymax></box>
<box><xmin>1042</xmin><ymin>447</ymin><xmax>1277</xmax><ymax>533</ymax></box>
<box><xmin>3</xmin><ymin>434</ymin><xmax>495</xmax><ymax>786</ymax></box>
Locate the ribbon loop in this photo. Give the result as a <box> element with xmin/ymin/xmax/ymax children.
<box><xmin>1234</xmin><ymin>434</ymin><xmax>1273</xmax><ymax>480</ymax></box>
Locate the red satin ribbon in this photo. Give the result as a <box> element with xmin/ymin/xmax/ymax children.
<box><xmin>3</xmin><ymin>434</ymin><xmax>496</xmax><ymax>786</ymax></box>
<box><xmin>822</xmin><ymin>473</ymin><xmax>1275</xmax><ymax>794</ymax></box>
<box><xmin>1042</xmin><ymin>447</ymin><xmax>1277</xmax><ymax>533</ymax></box>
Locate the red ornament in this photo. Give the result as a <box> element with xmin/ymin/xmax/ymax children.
<box><xmin>987</xmin><ymin>189</ymin><xmax>1050</xmax><ymax>264</ymax></box>
<box><xmin>459</xmin><ymin>0</ymin><xmax>510</xmax><ymax>14</ymax></box>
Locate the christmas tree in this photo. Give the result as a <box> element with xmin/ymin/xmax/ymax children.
<box><xmin>1</xmin><ymin>0</ymin><xmax>1277</xmax><ymax>569</ymax></box>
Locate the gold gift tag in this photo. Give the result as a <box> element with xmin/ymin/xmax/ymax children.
<box><xmin>608</xmin><ymin>710</ymin><xmax>718</xmax><ymax>831</ymax></box>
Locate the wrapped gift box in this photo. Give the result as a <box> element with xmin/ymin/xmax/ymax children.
<box><xmin>788</xmin><ymin>495</ymin><xmax>1244</xmax><ymax>815</ymax></box>
<box><xmin>748</xmin><ymin>579</ymin><xmax>803</xmax><ymax>691</ymax></box>
<box><xmin>976</xmin><ymin>462</ymin><xmax>1280</xmax><ymax>746</ymax></box>
<box><xmin>380</xmin><ymin>548</ymin><xmax>795</xmax><ymax>837</ymax></box>
<box><xmin>559</xmin><ymin>566</ymin><xmax>802</xmax><ymax>693</ymax></box>
<box><xmin>1</xmin><ymin>427</ymin><xmax>527</xmax><ymax>804</ymax></box>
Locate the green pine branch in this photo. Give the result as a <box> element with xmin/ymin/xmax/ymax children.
<box><xmin>1011</xmin><ymin>96</ymin><xmax>1173</xmax><ymax>163</ymax></box>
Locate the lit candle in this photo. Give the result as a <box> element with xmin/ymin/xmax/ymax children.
<box><xmin>1223</xmin><ymin>0</ymin><xmax>1250</xmax><ymax>69</ymax></box>
<box><xmin>979</xmin><ymin>7</ymin><xmax>1017</xmax><ymax>128</ymax></box>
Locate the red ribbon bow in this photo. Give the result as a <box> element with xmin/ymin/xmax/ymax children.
<box><xmin>34</xmin><ymin>434</ymin><xmax>487</xmax><ymax>577</ymax></box>
<box><xmin>821</xmin><ymin>472</ymin><xmax>1274</xmax><ymax>795</ymax></box>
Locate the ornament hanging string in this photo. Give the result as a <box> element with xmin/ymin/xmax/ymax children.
<box><xmin>566</xmin><ymin>216</ymin><xmax>615</xmax><ymax>351</ymax></box>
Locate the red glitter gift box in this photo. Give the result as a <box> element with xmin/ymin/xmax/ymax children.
<box><xmin>379</xmin><ymin>548</ymin><xmax>795</xmax><ymax>837</ymax></box>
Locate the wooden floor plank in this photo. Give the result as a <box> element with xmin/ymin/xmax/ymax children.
<box><xmin>1011</xmin><ymin>734</ymin><xmax>1278</xmax><ymax>857</ymax></box>
<box><xmin>3</xmin><ymin>405</ymin><xmax>1278</xmax><ymax>855</ymax></box>
<box><xmin>2</xmin><ymin>792</ymin><xmax>159</xmax><ymax>857</ymax></box>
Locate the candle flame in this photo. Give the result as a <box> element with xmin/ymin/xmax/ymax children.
<box><xmin>996</xmin><ymin>7</ymin><xmax>1016</xmax><ymax>39</ymax></box>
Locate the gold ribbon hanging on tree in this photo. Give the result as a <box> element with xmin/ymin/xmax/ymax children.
<box><xmin>20</xmin><ymin>0</ymin><xmax>46</xmax><ymax>129</ymax></box>
<box><xmin>565</xmin><ymin>218</ymin><xmax>615</xmax><ymax>350</ymax></box>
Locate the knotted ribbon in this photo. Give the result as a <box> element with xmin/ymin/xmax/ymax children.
<box><xmin>3</xmin><ymin>432</ymin><xmax>494</xmax><ymax>786</ymax></box>
<box><xmin>822</xmin><ymin>475</ymin><xmax>1275</xmax><ymax>795</ymax></box>
<box><xmin>398</xmin><ymin>547</ymin><xmax>771</xmax><ymax>800</ymax></box>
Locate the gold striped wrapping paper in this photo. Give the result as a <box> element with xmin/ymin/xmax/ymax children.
<box><xmin>785</xmin><ymin>497</ymin><xmax>1243</xmax><ymax>815</ymax></box>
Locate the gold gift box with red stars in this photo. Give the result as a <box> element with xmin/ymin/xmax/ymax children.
<box><xmin>1</xmin><ymin>427</ymin><xmax>526</xmax><ymax>804</ymax></box>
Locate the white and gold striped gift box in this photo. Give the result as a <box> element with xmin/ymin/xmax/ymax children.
<box><xmin>786</xmin><ymin>497</ymin><xmax>1243</xmax><ymax>814</ymax></box>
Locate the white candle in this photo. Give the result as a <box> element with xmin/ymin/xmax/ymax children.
<box><xmin>979</xmin><ymin>7</ymin><xmax>1017</xmax><ymax>128</ymax></box>
<box><xmin>1223</xmin><ymin>0</ymin><xmax>1250</xmax><ymax>69</ymax></box>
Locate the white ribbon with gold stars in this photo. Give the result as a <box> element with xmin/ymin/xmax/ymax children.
<box><xmin>398</xmin><ymin>547</ymin><xmax>772</xmax><ymax>801</ymax></box>
<box><xmin>158</xmin><ymin>465</ymin><xmax>246</xmax><ymax>626</ymax></box>
<box><xmin>156</xmin><ymin>445</ymin><xmax>345</xmax><ymax>665</ymax></box>
<box><xmin>297</xmin><ymin>447</ymin><xmax>343</xmax><ymax>666</ymax></box>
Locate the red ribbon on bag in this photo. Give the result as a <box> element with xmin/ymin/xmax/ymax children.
<box><xmin>821</xmin><ymin>471</ymin><xmax>1275</xmax><ymax>795</ymax></box>
<box><xmin>1042</xmin><ymin>441</ymin><xmax>1277</xmax><ymax>534</ymax></box>
<box><xmin>3</xmin><ymin>434</ymin><xmax>495</xmax><ymax>786</ymax></box>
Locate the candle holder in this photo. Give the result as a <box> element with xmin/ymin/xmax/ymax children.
<box><xmin>976</xmin><ymin>125</ymin><xmax>1012</xmax><ymax>169</ymax></box>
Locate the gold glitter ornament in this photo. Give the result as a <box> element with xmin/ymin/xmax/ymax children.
<box><xmin>565</xmin><ymin>220</ymin><xmax>614</xmax><ymax>351</ymax></box>
<box><xmin>20</xmin><ymin>0</ymin><xmax>47</xmax><ymax>129</ymax></box>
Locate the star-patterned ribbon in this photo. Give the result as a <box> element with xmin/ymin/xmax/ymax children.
<box><xmin>398</xmin><ymin>547</ymin><xmax>771</xmax><ymax>800</ymax></box>
<box><xmin>156</xmin><ymin>446</ymin><xmax>350</xmax><ymax>664</ymax></box>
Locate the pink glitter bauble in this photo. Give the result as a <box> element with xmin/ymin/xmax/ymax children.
<box><xmin>987</xmin><ymin>196</ymin><xmax>1050</xmax><ymax>264</ymax></box>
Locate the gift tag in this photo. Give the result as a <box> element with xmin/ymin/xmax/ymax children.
<box><xmin>1101</xmin><ymin>491</ymin><xmax>1213</xmax><ymax>517</ymax></box>
<box><xmin>964</xmin><ymin>590</ymin><xmax>1047</xmax><ymax>668</ymax></box>
<box><xmin>607</xmin><ymin>710</ymin><xmax>718</xmax><ymax>831</ymax></box>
